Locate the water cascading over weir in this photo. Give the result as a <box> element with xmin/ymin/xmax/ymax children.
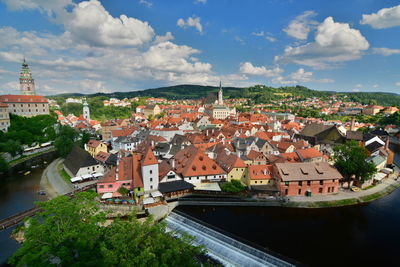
<box><xmin>165</xmin><ymin>211</ymin><xmax>297</xmax><ymax>267</ymax></box>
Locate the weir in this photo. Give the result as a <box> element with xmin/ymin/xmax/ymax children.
<box><xmin>165</xmin><ymin>211</ymin><xmax>296</xmax><ymax>267</ymax></box>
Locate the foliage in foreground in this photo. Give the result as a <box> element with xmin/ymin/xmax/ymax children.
<box><xmin>9</xmin><ymin>191</ymin><xmax>205</xmax><ymax>267</ymax></box>
<box><xmin>221</xmin><ymin>179</ymin><xmax>246</xmax><ymax>193</ymax></box>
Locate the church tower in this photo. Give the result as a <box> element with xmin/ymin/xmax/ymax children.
<box><xmin>218</xmin><ymin>81</ymin><xmax>223</xmax><ymax>105</ymax></box>
<box><xmin>20</xmin><ymin>59</ymin><xmax>36</xmax><ymax>95</ymax></box>
<box><xmin>83</xmin><ymin>98</ymin><xmax>90</xmax><ymax>121</ymax></box>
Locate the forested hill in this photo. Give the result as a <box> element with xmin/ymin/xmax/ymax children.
<box><xmin>50</xmin><ymin>84</ymin><xmax>400</xmax><ymax>106</ymax></box>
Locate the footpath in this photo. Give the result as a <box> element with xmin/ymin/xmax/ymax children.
<box><xmin>40</xmin><ymin>158</ymin><xmax>74</xmax><ymax>199</ymax></box>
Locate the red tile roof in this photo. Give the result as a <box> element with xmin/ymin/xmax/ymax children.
<box><xmin>174</xmin><ymin>146</ymin><xmax>225</xmax><ymax>177</ymax></box>
<box><xmin>249</xmin><ymin>165</ymin><xmax>273</xmax><ymax>180</ymax></box>
<box><xmin>87</xmin><ymin>139</ymin><xmax>103</xmax><ymax>148</ymax></box>
<box><xmin>141</xmin><ymin>147</ymin><xmax>158</xmax><ymax>166</ymax></box>
<box><xmin>296</xmin><ymin>147</ymin><xmax>322</xmax><ymax>159</ymax></box>
<box><xmin>0</xmin><ymin>94</ymin><xmax>48</xmax><ymax>103</ymax></box>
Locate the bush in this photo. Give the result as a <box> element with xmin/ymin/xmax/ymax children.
<box><xmin>221</xmin><ymin>179</ymin><xmax>245</xmax><ymax>193</ymax></box>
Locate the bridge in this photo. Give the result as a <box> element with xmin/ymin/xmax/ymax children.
<box><xmin>0</xmin><ymin>185</ymin><xmax>95</xmax><ymax>231</ymax></box>
<box><xmin>165</xmin><ymin>211</ymin><xmax>298</xmax><ymax>267</ymax></box>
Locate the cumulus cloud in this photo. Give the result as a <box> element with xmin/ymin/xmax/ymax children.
<box><xmin>177</xmin><ymin>16</ymin><xmax>203</xmax><ymax>33</ymax></box>
<box><xmin>361</xmin><ymin>5</ymin><xmax>400</xmax><ymax>29</ymax></box>
<box><xmin>373</xmin><ymin>47</ymin><xmax>400</xmax><ymax>56</ymax></box>
<box><xmin>62</xmin><ymin>0</ymin><xmax>155</xmax><ymax>47</ymax></box>
<box><xmin>154</xmin><ymin>32</ymin><xmax>174</xmax><ymax>44</ymax></box>
<box><xmin>276</xmin><ymin>17</ymin><xmax>369</xmax><ymax>69</ymax></box>
<box><xmin>1</xmin><ymin>0</ymin><xmax>73</xmax><ymax>15</ymax></box>
<box><xmin>283</xmin><ymin>10</ymin><xmax>318</xmax><ymax>40</ymax></box>
<box><xmin>239</xmin><ymin>62</ymin><xmax>283</xmax><ymax>77</ymax></box>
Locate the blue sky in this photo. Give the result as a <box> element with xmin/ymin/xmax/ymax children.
<box><xmin>0</xmin><ymin>0</ymin><xmax>400</xmax><ymax>95</ymax></box>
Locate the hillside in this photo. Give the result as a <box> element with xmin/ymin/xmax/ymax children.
<box><xmin>50</xmin><ymin>84</ymin><xmax>400</xmax><ymax>107</ymax></box>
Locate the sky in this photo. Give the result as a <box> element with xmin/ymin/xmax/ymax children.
<box><xmin>0</xmin><ymin>0</ymin><xmax>400</xmax><ymax>95</ymax></box>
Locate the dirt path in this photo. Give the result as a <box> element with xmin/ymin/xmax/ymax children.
<box><xmin>40</xmin><ymin>158</ymin><xmax>73</xmax><ymax>199</ymax></box>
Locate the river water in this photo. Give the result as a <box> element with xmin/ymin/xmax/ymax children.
<box><xmin>0</xmin><ymin>167</ymin><xmax>47</xmax><ymax>265</ymax></box>
<box><xmin>177</xmin><ymin>189</ymin><xmax>400</xmax><ymax>267</ymax></box>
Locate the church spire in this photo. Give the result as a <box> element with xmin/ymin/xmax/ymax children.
<box><xmin>20</xmin><ymin>59</ymin><xmax>36</xmax><ymax>95</ymax></box>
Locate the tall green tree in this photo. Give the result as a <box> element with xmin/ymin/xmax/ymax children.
<box><xmin>9</xmin><ymin>192</ymin><xmax>206</xmax><ymax>267</ymax></box>
<box><xmin>333</xmin><ymin>140</ymin><xmax>377</xmax><ymax>187</ymax></box>
<box><xmin>54</xmin><ymin>125</ymin><xmax>78</xmax><ymax>158</ymax></box>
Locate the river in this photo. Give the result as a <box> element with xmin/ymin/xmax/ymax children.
<box><xmin>177</xmin><ymin>189</ymin><xmax>400</xmax><ymax>267</ymax></box>
<box><xmin>0</xmin><ymin>166</ymin><xmax>48</xmax><ymax>265</ymax></box>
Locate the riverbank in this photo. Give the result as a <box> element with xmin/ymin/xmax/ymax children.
<box><xmin>40</xmin><ymin>158</ymin><xmax>74</xmax><ymax>199</ymax></box>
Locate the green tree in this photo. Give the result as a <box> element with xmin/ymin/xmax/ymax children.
<box><xmin>79</xmin><ymin>131</ymin><xmax>91</xmax><ymax>148</ymax></box>
<box><xmin>54</xmin><ymin>125</ymin><xmax>78</xmax><ymax>158</ymax></box>
<box><xmin>117</xmin><ymin>186</ymin><xmax>129</xmax><ymax>196</ymax></box>
<box><xmin>333</xmin><ymin>140</ymin><xmax>377</xmax><ymax>188</ymax></box>
<box><xmin>9</xmin><ymin>192</ymin><xmax>205</xmax><ymax>266</ymax></box>
<box><xmin>221</xmin><ymin>179</ymin><xmax>246</xmax><ymax>193</ymax></box>
<box><xmin>0</xmin><ymin>155</ymin><xmax>9</xmax><ymax>173</ymax></box>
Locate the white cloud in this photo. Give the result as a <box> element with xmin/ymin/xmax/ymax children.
<box><xmin>154</xmin><ymin>32</ymin><xmax>174</xmax><ymax>44</ymax></box>
<box><xmin>1</xmin><ymin>0</ymin><xmax>73</xmax><ymax>15</ymax></box>
<box><xmin>373</xmin><ymin>47</ymin><xmax>400</xmax><ymax>56</ymax></box>
<box><xmin>194</xmin><ymin>0</ymin><xmax>207</xmax><ymax>4</ymax></box>
<box><xmin>396</xmin><ymin>82</ymin><xmax>400</xmax><ymax>86</ymax></box>
<box><xmin>251</xmin><ymin>31</ymin><xmax>265</xmax><ymax>36</ymax></box>
<box><xmin>266</xmin><ymin>36</ymin><xmax>276</xmax><ymax>42</ymax></box>
<box><xmin>139</xmin><ymin>0</ymin><xmax>152</xmax><ymax>8</ymax></box>
<box><xmin>239</xmin><ymin>62</ymin><xmax>283</xmax><ymax>77</ymax></box>
<box><xmin>276</xmin><ymin>17</ymin><xmax>369</xmax><ymax>69</ymax></box>
<box><xmin>177</xmin><ymin>16</ymin><xmax>203</xmax><ymax>33</ymax></box>
<box><xmin>62</xmin><ymin>0</ymin><xmax>155</xmax><ymax>47</ymax></box>
<box><xmin>289</xmin><ymin>68</ymin><xmax>313</xmax><ymax>82</ymax></box>
<box><xmin>283</xmin><ymin>10</ymin><xmax>318</xmax><ymax>40</ymax></box>
<box><xmin>373</xmin><ymin>84</ymin><xmax>379</xmax><ymax>88</ymax></box>
<box><xmin>360</xmin><ymin>5</ymin><xmax>400</xmax><ymax>29</ymax></box>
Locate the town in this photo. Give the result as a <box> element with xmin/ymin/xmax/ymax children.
<box><xmin>1</xmin><ymin>60</ymin><xmax>399</xmax><ymax>216</ymax></box>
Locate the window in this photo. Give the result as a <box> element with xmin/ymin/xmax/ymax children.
<box><xmin>319</xmin><ymin>180</ymin><xmax>324</xmax><ymax>185</ymax></box>
<box><xmin>150</xmin><ymin>185</ymin><xmax>153</xmax><ymax>189</ymax></box>
<box><xmin>298</xmin><ymin>189</ymin><xmax>302</xmax><ymax>195</ymax></box>
<box><xmin>167</xmin><ymin>174</ymin><xmax>175</xmax><ymax>179</ymax></box>
<box><xmin>285</xmin><ymin>181</ymin><xmax>289</xmax><ymax>186</ymax></box>
<box><xmin>285</xmin><ymin>189</ymin><xmax>288</xmax><ymax>195</ymax></box>
<box><xmin>307</xmin><ymin>181</ymin><xmax>311</xmax><ymax>186</ymax></box>
<box><xmin>298</xmin><ymin>181</ymin><xmax>302</xmax><ymax>186</ymax></box>
<box><xmin>99</xmin><ymin>185</ymin><xmax>104</xmax><ymax>188</ymax></box>
<box><xmin>150</xmin><ymin>170</ymin><xmax>153</xmax><ymax>174</ymax></box>
<box><xmin>319</xmin><ymin>188</ymin><xmax>323</xmax><ymax>194</ymax></box>
<box><xmin>150</xmin><ymin>178</ymin><xmax>153</xmax><ymax>182</ymax></box>
<box><xmin>108</xmin><ymin>184</ymin><xmax>113</xmax><ymax>188</ymax></box>
<box><xmin>255</xmin><ymin>181</ymin><xmax>257</xmax><ymax>184</ymax></box>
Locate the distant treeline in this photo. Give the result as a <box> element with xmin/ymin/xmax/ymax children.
<box><xmin>50</xmin><ymin>84</ymin><xmax>400</xmax><ymax>107</ymax></box>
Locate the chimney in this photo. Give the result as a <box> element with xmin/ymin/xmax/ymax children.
<box><xmin>171</xmin><ymin>158</ymin><xmax>175</xmax><ymax>169</ymax></box>
<box><xmin>151</xmin><ymin>140</ymin><xmax>155</xmax><ymax>147</ymax></box>
<box><xmin>206</xmin><ymin>130</ymin><xmax>209</xmax><ymax>136</ymax></box>
<box><xmin>263</xmin><ymin>169</ymin><xmax>267</xmax><ymax>175</ymax></box>
<box><xmin>350</xmin><ymin>117</ymin><xmax>356</xmax><ymax>131</ymax></box>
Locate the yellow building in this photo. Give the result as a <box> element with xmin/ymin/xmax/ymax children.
<box><xmin>143</xmin><ymin>104</ymin><xmax>161</xmax><ymax>118</ymax></box>
<box><xmin>215</xmin><ymin>152</ymin><xmax>248</xmax><ymax>184</ymax></box>
<box><xmin>246</xmin><ymin>165</ymin><xmax>275</xmax><ymax>187</ymax></box>
<box><xmin>85</xmin><ymin>139</ymin><xmax>108</xmax><ymax>157</ymax></box>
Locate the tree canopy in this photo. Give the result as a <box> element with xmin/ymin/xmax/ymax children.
<box><xmin>333</xmin><ymin>141</ymin><xmax>377</xmax><ymax>185</ymax></box>
<box><xmin>221</xmin><ymin>179</ymin><xmax>246</xmax><ymax>193</ymax></box>
<box><xmin>10</xmin><ymin>191</ymin><xmax>206</xmax><ymax>267</ymax></box>
<box><xmin>54</xmin><ymin>125</ymin><xmax>79</xmax><ymax>158</ymax></box>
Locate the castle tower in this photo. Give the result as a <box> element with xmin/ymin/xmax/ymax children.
<box><xmin>83</xmin><ymin>98</ymin><xmax>90</xmax><ymax>121</ymax></box>
<box><xmin>20</xmin><ymin>59</ymin><xmax>36</xmax><ymax>95</ymax></box>
<box><xmin>218</xmin><ymin>81</ymin><xmax>223</xmax><ymax>105</ymax></box>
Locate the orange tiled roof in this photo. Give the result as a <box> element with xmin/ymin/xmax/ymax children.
<box><xmin>141</xmin><ymin>147</ymin><xmax>158</xmax><ymax>166</ymax></box>
<box><xmin>249</xmin><ymin>165</ymin><xmax>273</xmax><ymax>180</ymax></box>
<box><xmin>0</xmin><ymin>94</ymin><xmax>48</xmax><ymax>103</ymax></box>
<box><xmin>296</xmin><ymin>147</ymin><xmax>322</xmax><ymax>159</ymax></box>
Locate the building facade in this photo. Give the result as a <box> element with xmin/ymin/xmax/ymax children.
<box><xmin>0</xmin><ymin>102</ymin><xmax>10</xmax><ymax>132</ymax></box>
<box><xmin>0</xmin><ymin>95</ymin><xmax>49</xmax><ymax>117</ymax></box>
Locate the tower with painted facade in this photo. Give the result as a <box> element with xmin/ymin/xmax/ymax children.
<box><xmin>141</xmin><ymin>147</ymin><xmax>159</xmax><ymax>191</ymax></box>
<box><xmin>20</xmin><ymin>59</ymin><xmax>36</xmax><ymax>96</ymax></box>
<box><xmin>83</xmin><ymin>98</ymin><xmax>90</xmax><ymax>121</ymax></box>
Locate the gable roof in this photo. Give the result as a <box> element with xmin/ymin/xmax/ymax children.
<box><xmin>64</xmin><ymin>146</ymin><xmax>99</xmax><ymax>176</ymax></box>
<box><xmin>275</xmin><ymin>162</ymin><xmax>343</xmax><ymax>181</ymax></box>
<box><xmin>249</xmin><ymin>165</ymin><xmax>274</xmax><ymax>180</ymax></box>
<box><xmin>141</xmin><ymin>147</ymin><xmax>158</xmax><ymax>166</ymax></box>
